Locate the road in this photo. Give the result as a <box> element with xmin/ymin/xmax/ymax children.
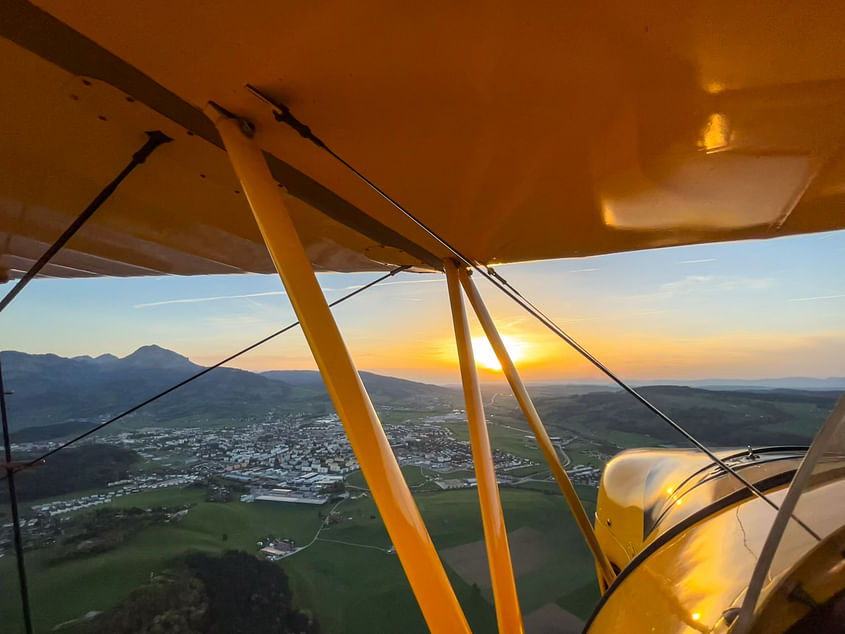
<box><xmin>284</xmin><ymin>497</ymin><xmax>394</xmax><ymax>557</ymax></box>
<box><xmin>496</xmin><ymin>422</ymin><xmax>573</xmax><ymax>468</ymax></box>
<box><xmin>282</xmin><ymin>497</ymin><xmax>348</xmax><ymax>559</ymax></box>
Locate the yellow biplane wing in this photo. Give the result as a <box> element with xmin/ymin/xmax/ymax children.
<box><xmin>2</xmin><ymin>0</ymin><xmax>845</xmax><ymax>280</ymax></box>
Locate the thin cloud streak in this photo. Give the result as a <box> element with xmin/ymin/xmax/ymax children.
<box><xmin>135</xmin><ymin>276</ymin><xmax>444</xmax><ymax>307</ymax></box>
<box><xmin>134</xmin><ymin>291</ymin><xmax>288</xmax><ymax>308</ymax></box>
<box><xmin>680</xmin><ymin>258</ymin><xmax>717</xmax><ymax>264</ymax></box>
<box><xmin>334</xmin><ymin>278</ymin><xmax>444</xmax><ymax>291</ymax></box>
<box><xmin>788</xmin><ymin>294</ymin><xmax>845</xmax><ymax>302</ymax></box>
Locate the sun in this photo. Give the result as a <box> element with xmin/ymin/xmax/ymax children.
<box><xmin>471</xmin><ymin>336</ymin><xmax>525</xmax><ymax>371</ymax></box>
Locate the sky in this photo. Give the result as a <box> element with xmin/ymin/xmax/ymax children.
<box><xmin>3</xmin><ymin>230</ymin><xmax>844</xmax><ymax>384</ymax></box>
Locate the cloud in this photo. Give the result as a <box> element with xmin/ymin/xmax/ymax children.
<box><xmin>679</xmin><ymin>258</ymin><xmax>717</xmax><ymax>264</ymax></box>
<box><xmin>332</xmin><ymin>278</ymin><xmax>445</xmax><ymax>291</ymax></box>
<box><xmin>788</xmin><ymin>293</ymin><xmax>845</xmax><ymax>302</ymax></box>
<box><xmin>134</xmin><ymin>290</ymin><xmax>287</xmax><ymax>308</ymax></box>
<box><xmin>135</xmin><ymin>276</ymin><xmax>445</xmax><ymax>308</ymax></box>
<box><xmin>659</xmin><ymin>275</ymin><xmax>772</xmax><ymax>294</ymax></box>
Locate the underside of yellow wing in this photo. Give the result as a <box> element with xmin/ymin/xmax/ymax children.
<box><xmin>3</xmin><ymin>0</ymin><xmax>845</xmax><ymax>279</ymax></box>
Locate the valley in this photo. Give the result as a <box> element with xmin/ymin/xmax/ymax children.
<box><xmin>0</xmin><ymin>346</ymin><xmax>840</xmax><ymax>633</ymax></box>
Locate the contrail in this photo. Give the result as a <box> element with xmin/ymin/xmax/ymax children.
<box><xmin>134</xmin><ymin>290</ymin><xmax>287</xmax><ymax>308</ymax></box>
<box><xmin>788</xmin><ymin>293</ymin><xmax>845</xmax><ymax>302</ymax></box>
<box><xmin>338</xmin><ymin>278</ymin><xmax>444</xmax><ymax>291</ymax></box>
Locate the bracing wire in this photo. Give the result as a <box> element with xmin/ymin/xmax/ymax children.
<box><xmin>0</xmin><ymin>132</ymin><xmax>171</xmax><ymax>314</ymax></box>
<box><xmin>2</xmin><ymin>265</ymin><xmax>409</xmax><ymax>480</ymax></box>
<box><xmin>246</xmin><ymin>84</ymin><xmax>820</xmax><ymax>539</ymax></box>
<box><xmin>0</xmin><ymin>130</ymin><xmax>171</xmax><ymax>634</ymax></box>
<box><xmin>1</xmin><ymin>356</ymin><xmax>34</xmax><ymax>633</ymax></box>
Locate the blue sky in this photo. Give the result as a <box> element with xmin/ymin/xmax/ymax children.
<box><xmin>3</xmin><ymin>231</ymin><xmax>844</xmax><ymax>383</ymax></box>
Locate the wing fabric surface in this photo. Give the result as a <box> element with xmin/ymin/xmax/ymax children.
<box><xmin>2</xmin><ymin>0</ymin><xmax>845</xmax><ymax>279</ymax></box>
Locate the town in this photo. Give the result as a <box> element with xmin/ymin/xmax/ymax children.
<box><xmin>2</xmin><ymin>410</ymin><xmax>603</xmax><ymax>556</ymax></box>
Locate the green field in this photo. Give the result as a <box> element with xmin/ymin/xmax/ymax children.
<box><xmin>1</xmin><ymin>485</ymin><xmax>600</xmax><ymax>633</ymax></box>
<box><xmin>443</xmin><ymin>419</ymin><xmax>548</xmax><ymax>463</ymax></box>
<box><xmin>345</xmin><ymin>465</ymin><xmax>436</xmax><ymax>490</ymax></box>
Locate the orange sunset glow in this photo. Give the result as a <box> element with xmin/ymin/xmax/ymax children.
<box><xmin>470</xmin><ymin>336</ymin><xmax>526</xmax><ymax>372</ymax></box>
<box><xmin>5</xmin><ymin>231</ymin><xmax>844</xmax><ymax>384</ymax></box>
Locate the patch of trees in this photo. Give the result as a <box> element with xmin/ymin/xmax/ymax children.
<box><xmin>0</xmin><ymin>444</ymin><xmax>140</xmax><ymax>502</ymax></box>
<box><xmin>54</xmin><ymin>507</ymin><xmax>170</xmax><ymax>561</ymax></box>
<box><xmin>205</xmin><ymin>485</ymin><xmax>233</xmax><ymax>503</ymax></box>
<box><xmin>82</xmin><ymin>551</ymin><xmax>319</xmax><ymax>633</ymax></box>
<box><xmin>599</xmin><ymin>403</ymin><xmax>809</xmax><ymax>446</ymax></box>
<box><xmin>10</xmin><ymin>420</ymin><xmax>97</xmax><ymax>443</ymax></box>
<box><xmin>537</xmin><ymin>387</ymin><xmax>838</xmax><ymax>448</ymax></box>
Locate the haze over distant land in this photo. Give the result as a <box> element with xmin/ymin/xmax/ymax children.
<box><xmin>1</xmin><ymin>349</ymin><xmax>839</xmax><ymax>631</ymax></box>
<box><xmin>3</xmin><ymin>229</ymin><xmax>844</xmax><ymax>382</ymax></box>
<box><xmin>0</xmin><ymin>346</ymin><xmax>458</xmax><ymax>431</ymax></box>
<box><xmin>528</xmin><ymin>377</ymin><xmax>845</xmax><ymax>390</ymax></box>
<box><xmin>2</xmin><ymin>346</ymin><xmax>840</xmax><ymax>450</ymax></box>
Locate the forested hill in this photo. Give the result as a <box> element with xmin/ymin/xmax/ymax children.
<box><xmin>527</xmin><ymin>384</ymin><xmax>841</xmax><ymax>448</ymax></box>
<box><xmin>0</xmin><ymin>444</ymin><xmax>140</xmax><ymax>502</ymax></box>
<box><xmin>2</xmin><ymin>346</ymin><xmax>306</xmax><ymax>429</ymax></box>
<box><xmin>262</xmin><ymin>369</ymin><xmax>457</xmax><ymax>404</ymax></box>
<box><xmin>3</xmin><ymin>346</ymin><xmax>840</xmax><ymax>447</ymax></box>
<box><xmin>79</xmin><ymin>551</ymin><xmax>319</xmax><ymax>634</ymax></box>
<box><xmin>1</xmin><ymin>346</ymin><xmax>458</xmax><ymax>431</ymax></box>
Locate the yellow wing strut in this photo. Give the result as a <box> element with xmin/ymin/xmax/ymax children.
<box><xmin>459</xmin><ymin>268</ymin><xmax>616</xmax><ymax>590</ymax></box>
<box><xmin>446</xmin><ymin>260</ymin><xmax>524</xmax><ymax>633</ymax></box>
<box><xmin>206</xmin><ymin>104</ymin><xmax>470</xmax><ymax>634</ymax></box>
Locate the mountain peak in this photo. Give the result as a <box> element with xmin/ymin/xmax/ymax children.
<box><xmin>122</xmin><ymin>345</ymin><xmax>196</xmax><ymax>369</ymax></box>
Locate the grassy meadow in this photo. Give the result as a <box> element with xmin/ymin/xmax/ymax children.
<box><xmin>1</xmin><ymin>482</ymin><xmax>600</xmax><ymax>633</ymax></box>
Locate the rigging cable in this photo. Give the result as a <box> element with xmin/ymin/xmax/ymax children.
<box><xmin>3</xmin><ymin>265</ymin><xmax>409</xmax><ymax>478</ymax></box>
<box><xmin>246</xmin><ymin>85</ymin><xmax>820</xmax><ymax>540</ymax></box>
<box><xmin>1</xmin><ymin>354</ymin><xmax>33</xmax><ymax>633</ymax></box>
<box><xmin>0</xmin><ymin>131</ymin><xmax>171</xmax><ymax>313</ymax></box>
<box><xmin>0</xmin><ymin>130</ymin><xmax>171</xmax><ymax>633</ymax></box>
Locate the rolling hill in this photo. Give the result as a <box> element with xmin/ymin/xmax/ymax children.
<box><xmin>527</xmin><ymin>385</ymin><xmax>841</xmax><ymax>448</ymax></box>
<box><xmin>0</xmin><ymin>347</ymin><xmax>459</xmax><ymax>433</ymax></box>
<box><xmin>3</xmin><ymin>346</ymin><xmax>840</xmax><ymax>448</ymax></box>
<box><xmin>2</xmin><ymin>346</ymin><xmax>315</xmax><ymax>430</ymax></box>
<box><xmin>262</xmin><ymin>370</ymin><xmax>459</xmax><ymax>407</ymax></box>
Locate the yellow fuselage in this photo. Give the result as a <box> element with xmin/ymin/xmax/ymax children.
<box><xmin>588</xmin><ymin>448</ymin><xmax>845</xmax><ymax>633</ymax></box>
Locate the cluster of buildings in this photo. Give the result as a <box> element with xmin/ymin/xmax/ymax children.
<box><xmin>389</xmin><ymin>420</ymin><xmax>532</xmax><ymax>473</ymax></box>
<box><xmin>30</xmin><ymin>473</ymin><xmax>199</xmax><ymax>517</ymax></box>
<box><xmin>0</xmin><ymin>396</ymin><xmax>622</xmax><ymax>562</ymax></box>
<box><xmin>1</xmin><ymin>408</ymin><xmax>604</xmax><ymax>556</ymax></box>
<box><xmin>86</xmin><ymin>413</ymin><xmax>532</xmax><ymax>499</ymax></box>
<box><xmin>565</xmin><ymin>465</ymin><xmax>602</xmax><ymax>486</ymax></box>
<box><xmin>0</xmin><ymin>515</ymin><xmax>59</xmax><ymax>552</ymax></box>
<box><xmin>257</xmin><ymin>535</ymin><xmax>297</xmax><ymax>561</ymax></box>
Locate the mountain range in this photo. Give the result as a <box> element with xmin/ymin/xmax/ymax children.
<box><xmin>633</xmin><ymin>377</ymin><xmax>845</xmax><ymax>390</ymax></box>
<box><xmin>2</xmin><ymin>346</ymin><xmax>841</xmax><ymax>447</ymax></box>
<box><xmin>1</xmin><ymin>346</ymin><xmax>457</xmax><ymax>435</ymax></box>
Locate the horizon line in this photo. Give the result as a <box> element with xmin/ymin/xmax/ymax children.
<box><xmin>4</xmin><ymin>347</ymin><xmax>844</xmax><ymax>388</ymax></box>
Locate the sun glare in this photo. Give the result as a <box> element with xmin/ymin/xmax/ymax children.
<box><xmin>471</xmin><ymin>336</ymin><xmax>525</xmax><ymax>371</ymax></box>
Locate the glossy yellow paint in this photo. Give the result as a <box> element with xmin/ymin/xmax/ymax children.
<box><xmin>589</xmin><ymin>454</ymin><xmax>845</xmax><ymax>633</ymax></box>
<box><xmin>459</xmin><ymin>268</ymin><xmax>616</xmax><ymax>590</ymax></box>
<box><xmin>445</xmin><ymin>260</ymin><xmax>523</xmax><ymax>634</ymax></box>
<box><xmin>598</xmin><ymin>450</ymin><xmax>700</xmax><ymax>564</ymax></box>
<box><xmin>207</xmin><ymin>105</ymin><xmax>469</xmax><ymax>634</ymax></box>
<box><xmin>4</xmin><ymin>1</ymin><xmax>845</xmax><ymax>278</ymax></box>
<box><xmin>594</xmin><ymin>447</ymin><xmax>834</xmax><ymax>573</ymax></box>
